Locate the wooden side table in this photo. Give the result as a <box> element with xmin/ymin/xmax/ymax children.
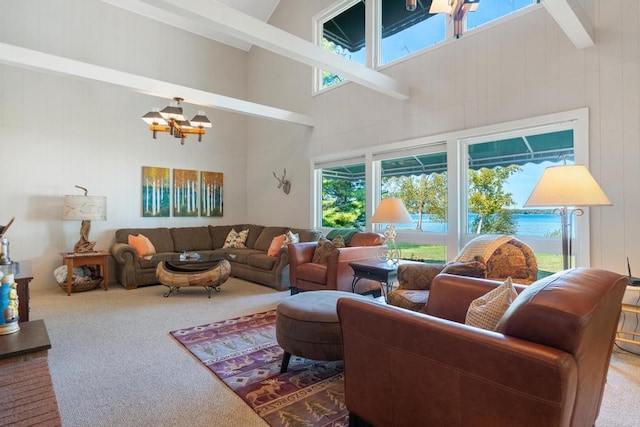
<box><xmin>616</xmin><ymin>285</ymin><xmax>640</xmax><ymax>346</ymax></box>
<box><xmin>14</xmin><ymin>261</ymin><xmax>33</xmax><ymax>322</ymax></box>
<box><xmin>61</xmin><ymin>251</ymin><xmax>109</xmax><ymax>296</ymax></box>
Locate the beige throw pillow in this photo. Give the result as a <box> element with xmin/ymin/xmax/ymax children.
<box><xmin>222</xmin><ymin>228</ymin><xmax>249</xmax><ymax>249</ymax></box>
<box><xmin>283</xmin><ymin>230</ymin><xmax>300</xmax><ymax>247</ymax></box>
<box><xmin>465</xmin><ymin>277</ymin><xmax>518</xmax><ymax>331</ymax></box>
<box><xmin>312</xmin><ymin>235</ymin><xmax>346</xmax><ymax>264</ymax></box>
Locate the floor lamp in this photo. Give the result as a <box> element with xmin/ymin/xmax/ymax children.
<box><xmin>370</xmin><ymin>198</ymin><xmax>413</xmax><ymax>263</ymax></box>
<box><xmin>524</xmin><ymin>164</ymin><xmax>611</xmax><ymax>270</ymax></box>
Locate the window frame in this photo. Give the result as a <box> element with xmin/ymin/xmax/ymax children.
<box><xmin>313</xmin><ymin>0</ymin><xmax>543</xmax><ymax>94</ymax></box>
<box><xmin>311</xmin><ymin>108</ymin><xmax>592</xmax><ymax>267</ymax></box>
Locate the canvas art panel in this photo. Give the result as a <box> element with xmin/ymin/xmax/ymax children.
<box><xmin>173</xmin><ymin>169</ymin><xmax>199</xmax><ymax>217</ymax></box>
<box><xmin>201</xmin><ymin>171</ymin><xmax>223</xmax><ymax>217</ymax></box>
<box><xmin>142</xmin><ymin>166</ymin><xmax>170</xmax><ymax>217</ymax></box>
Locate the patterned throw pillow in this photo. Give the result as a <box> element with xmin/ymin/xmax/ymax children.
<box><xmin>311</xmin><ymin>235</ymin><xmax>346</xmax><ymax>264</ymax></box>
<box><xmin>128</xmin><ymin>234</ymin><xmax>156</xmax><ymax>257</ymax></box>
<box><xmin>283</xmin><ymin>230</ymin><xmax>300</xmax><ymax>247</ymax></box>
<box><xmin>267</xmin><ymin>234</ymin><xmax>287</xmax><ymax>257</ymax></box>
<box><xmin>465</xmin><ymin>277</ymin><xmax>518</xmax><ymax>331</ymax></box>
<box><xmin>222</xmin><ymin>228</ymin><xmax>249</xmax><ymax>249</ymax></box>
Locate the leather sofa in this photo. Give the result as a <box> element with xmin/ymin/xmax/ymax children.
<box><xmin>338</xmin><ymin>268</ymin><xmax>627</xmax><ymax>427</ymax></box>
<box><xmin>110</xmin><ymin>225</ymin><xmax>321</xmax><ymax>291</ymax></box>
<box><xmin>287</xmin><ymin>232</ymin><xmax>385</xmax><ymax>295</ymax></box>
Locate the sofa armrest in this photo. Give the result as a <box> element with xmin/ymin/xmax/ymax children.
<box><xmin>424</xmin><ymin>274</ymin><xmax>527</xmax><ymax>321</ymax></box>
<box><xmin>337</xmin><ymin>299</ymin><xmax>577</xmax><ymax>427</ymax></box>
<box><xmin>110</xmin><ymin>242</ymin><xmax>138</xmax><ymax>264</ymax></box>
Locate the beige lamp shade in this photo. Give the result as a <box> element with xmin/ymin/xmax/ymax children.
<box><xmin>63</xmin><ymin>195</ymin><xmax>107</xmax><ymax>221</ymax></box>
<box><xmin>371</xmin><ymin>198</ymin><xmax>413</xmax><ymax>224</ymax></box>
<box><xmin>524</xmin><ymin>164</ymin><xmax>612</xmax><ymax>207</ymax></box>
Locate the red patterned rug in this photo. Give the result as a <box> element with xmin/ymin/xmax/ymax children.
<box><xmin>170</xmin><ymin>310</ymin><xmax>348</xmax><ymax>427</ymax></box>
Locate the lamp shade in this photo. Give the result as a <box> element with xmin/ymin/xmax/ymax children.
<box><xmin>524</xmin><ymin>164</ymin><xmax>612</xmax><ymax>207</ymax></box>
<box><xmin>371</xmin><ymin>198</ymin><xmax>413</xmax><ymax>224</ymax></box>
<box><xmin>63</xmin><ymin>195</ymin><xmax>107</xmax><ymax>221</ymax></box>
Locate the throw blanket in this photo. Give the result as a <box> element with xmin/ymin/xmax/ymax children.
<box><xmin>455</xmin><ymin>234</ymin><xmax>513</xmax><ymax>263</ymax></box>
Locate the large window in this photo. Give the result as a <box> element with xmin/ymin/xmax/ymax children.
<box><xmin>466</xmin><ymin>0</ymin><xmax>538</xmax><ymax>32</ymax></box>
<box><xmin>318</xmin><ymin>1</ymin><xmax>366</xmax><ymax>91</ymax></box>
<box><xmin>378</xmin><ymin>149</ymin><xmax>448</xmax><ymax>263</ymax></box>
<box><xmin>380</xmin><ymin>0</ymin><xmax>445</xmax><ymax>65</ymax></box>
<box><xmin>313</xmin><ymin>109</ymin><xmax>590</xmax><ymax>275</ymax></box>
<box><xmin>318</xmin><ymin>161</ymin><xmax>366</xmax><ymax>229</ymax></box>
<box><xmin>314</xmin><ymin>0</ymin><xmax>541</xmax><ymax>93</ymax></box>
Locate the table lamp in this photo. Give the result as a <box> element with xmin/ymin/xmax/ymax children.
<box><xmin>370</xmin><ymin>198</ymin><xmax>413</xmax><ymax>263</ymax></box>
<box><xmin>63</xmin><ymin>186</ymin><xmax>107</xmax><ymax>253</ymax></box>
<box><xmin>524</xmin><ymin>164</ymin><xmax>611</xmax><ymax>270</ymax></box>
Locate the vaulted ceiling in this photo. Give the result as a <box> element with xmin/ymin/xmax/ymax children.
<box><xmin>0</xmin><ymin>0</ymin><xmax>594</xmax><ymax>127</ymax></box>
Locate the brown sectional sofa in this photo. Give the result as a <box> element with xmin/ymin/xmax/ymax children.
<box><xmin>110</xmin><ymin>224</ymin><xmax>321</xmax><ymax>291</ymax></box>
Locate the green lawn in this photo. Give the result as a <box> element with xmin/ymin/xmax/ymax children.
<box><xmin>397</xmin><ymin>243</ymin><xmax>563</xmax><ymax>278</ymax></box>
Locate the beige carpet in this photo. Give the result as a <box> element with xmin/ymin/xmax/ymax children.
<box><xmin>29</xmin><ymin>279</ymin><xmax>640</xmax><ymax>426</ymax></box>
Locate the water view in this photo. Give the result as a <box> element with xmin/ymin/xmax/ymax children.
<box><xmin>398</xmin><ymin>213</ymin><xmax>561</xmax><ymax>237</ymax></box>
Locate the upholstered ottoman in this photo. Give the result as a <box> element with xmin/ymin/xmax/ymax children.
<box><xmin>276</xmin><ymin>290</ymin><xmax>370</xmax><ymax>372</ymax></box>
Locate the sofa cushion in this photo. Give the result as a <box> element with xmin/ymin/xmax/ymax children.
<box><xmin>171</xmin><ymin>227</ymin><xmax>213</xmax><ymax>251</ymax></box>
<box><xmin>296</xmin><ymin>263</ymin><xmax>328</xmax><ymax>285</ymax></box>
<box><xmin>223</xmin><ymin>228</ymin><xmax>249</xmax><ymax>248</ymax></box>
<box><xmin>235</xmin><ymin>224</ymin><xmax>264</xmax><ymax>249</ymax></box>
<box><xmin>312</xmin><ymin>236</ymin><xmax>346</xmax><ymax>264</ymax></box>
<box><xmin>254</xmin><ymin>226</ymin><xmax>288</xmax><ymax>252</ymax></box>
<box><xmin>386</xmin><ymin>289</ymin><xmax>430</xmax><ymax>312</ymax></box>
<box><xmin>115</xmin><ymin>228</ymin><xmax>174</xmax><ymax>253</ymax></box>
<box><xmin>213</xmin><ymin>248</ymin><xmax>262</xmax><ymax>264</ymax></box>
<box><xmin>465</xmin><ymin>277</ymin><xmax>517</xmax><ymax>330</ymax></box>
<box><xmin>247</xmin><ymin>253</ymin><xmax>277</xmax><ymax>270</ymax></box>
<box><xmin>209</xmin><ymin>225</ymin><xmax>234</xmax><ymax>249</ymax></box>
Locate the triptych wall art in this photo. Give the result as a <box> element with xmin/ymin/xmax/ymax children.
<box><xmin>142</xmin><ymin>166</ymin><xmax>223</xmax><ymax>218</ymax></box>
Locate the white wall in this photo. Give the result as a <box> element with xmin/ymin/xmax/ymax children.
<box><xmin>0</xmin><ymin>0</ymin><xmax>250</xmax><ymax>289</ymax></box>
<box><xmin>246</xmin><ymin>0</ymin><xmax>640</xmax><ymax>276</ymax></box>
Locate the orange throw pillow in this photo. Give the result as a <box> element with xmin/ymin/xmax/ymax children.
<box><xmin>128</xmin><ymin>234</ymin><xmax>156</xmax><ymax>257</ymax></box>
<box><xmin>267</xmin><ymin>234</ymin><xmax>286</xmax><ymax>257</ymax></box>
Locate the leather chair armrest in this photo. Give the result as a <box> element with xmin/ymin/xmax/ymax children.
<box><xmin>337</xmin><ymin>298</ymin><xmax>577</xmax><ymax>427</ymax></box>
<box><xmin>326</xmin><ymin>246</ymin><xmax>384</xmax><ymax>291</ymax></box>
<box><xmin>287</xmin><ymin>242</ymin><xmax>318</xmax><ymax>286</ymax></box>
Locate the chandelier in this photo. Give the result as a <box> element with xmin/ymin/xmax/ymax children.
<box><xmin>142</xmin><ymin>97</ymin><xmax>211</xmax><ymax>145</ymax></box>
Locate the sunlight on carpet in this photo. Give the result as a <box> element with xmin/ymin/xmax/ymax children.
<box><xmin>170</xmin><ymin>310</ymin><xmax>348</xmax><ymax>427</ymax></box>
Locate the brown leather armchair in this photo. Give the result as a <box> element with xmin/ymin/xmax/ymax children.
<box><xmin>338</xmin><ymin>268</ymin><xmax>627</xmax><ymax>427</ymax></box>
<box><xmin>288</xmin><ymin>232</ymin><xmax>384</xmax><ymax>295</ymax></box>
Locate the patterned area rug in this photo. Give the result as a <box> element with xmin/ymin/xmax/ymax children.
<box><xmin>170</xmin><ymin>311</ymin><xmax>348</xmax><ymax>427</ymax></box>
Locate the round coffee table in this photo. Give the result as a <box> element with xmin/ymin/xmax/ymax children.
<box><xmin>156</xmin><ymin>259</ymin><xmax>231</xmax><ymax>298</ymax></box>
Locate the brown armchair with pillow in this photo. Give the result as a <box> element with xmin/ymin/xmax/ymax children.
<box><xmin>338</xmin><ymin>268</ymin><xmax>627</xmax><ymax>427</ymax></box>
<box><xmin>288</xmin><ymin>232</ymin><xmax>385</xmax><ymax>295</ymax></box>
<box><xmin>387</xmin><ymin>234</ymin><xmax>538</xmax><ymax>312</ymax></box>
